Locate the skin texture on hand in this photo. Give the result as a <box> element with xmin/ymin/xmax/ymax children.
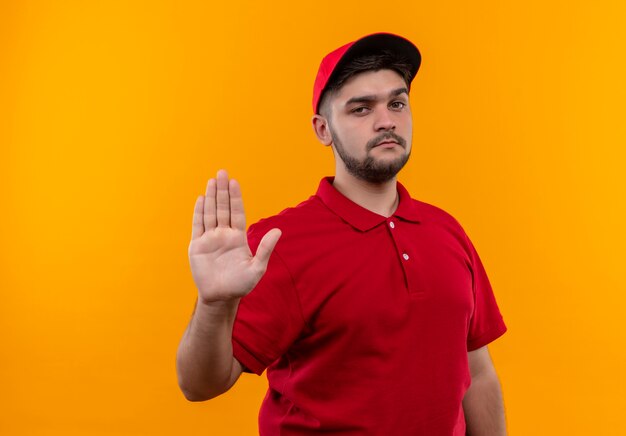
<box><xmin>188</xmin><ymin>169</ymin><xmax>281</xmax><ymax>303</ymax></box>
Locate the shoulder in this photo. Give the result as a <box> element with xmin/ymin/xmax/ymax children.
<box><xmin>405</xmin><ymin>195</ymin><xmax>474</xmax><ymax>251</ymax></box>
<box><xmin>246</xmin><ymin>195</ymin><xmax>329</xmax><ymax>249</ymax></box>
<box><xmin>413</xmin><ymin>197</ymin><xmax>466</xmax><ymax>232</ymax></box>
<box><xmin>398</xmin><ymin>181</ymin><xmax>466</xmax><ymax>233</ymax></box>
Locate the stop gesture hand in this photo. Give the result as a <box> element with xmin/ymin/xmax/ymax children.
<box><xmin>189</xmin><ymin>170</ymin><xmax>281</xmax><ymax>304</ymax></box>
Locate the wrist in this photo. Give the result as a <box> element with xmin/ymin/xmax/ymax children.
<box><xmin>196</xmin><ymin>297</ymin><xmax>240</xmax><ymax>316</ymax></box>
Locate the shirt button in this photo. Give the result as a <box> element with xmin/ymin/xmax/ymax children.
<box><xmin>402</xmin><ymin>253</ymin><xmax>409</xmax><ymax>261</ymax></box>
<box><xmin>389</xmin><ymin>221</ymin><xmax>395</xmax><ymax>229</ymax></box>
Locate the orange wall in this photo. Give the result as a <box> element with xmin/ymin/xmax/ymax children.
<box><xmin>2</xmin><ymin>1</ymin><xmax>625</xmax><ymax>434</ymax></box>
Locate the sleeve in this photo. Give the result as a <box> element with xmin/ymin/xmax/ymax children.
<box><xmin>231</xmin><ymin>226</ymin><xmax>306</xmax><ymax>375</ymax></box>
<box><xmin>464</xmin><ymin>234</ymin><xmax>508</xmax><ymax>351</ymax></box>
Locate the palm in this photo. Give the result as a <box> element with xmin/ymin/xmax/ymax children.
<box><xmin>190</xmin><ymin>228</ymin><xmax>257</xmax><ymax>300</ymax></box>
<box><xmin>188</xmin><ymin>170</ymin><xmax>281</xmax><ymax>304</ymax></box>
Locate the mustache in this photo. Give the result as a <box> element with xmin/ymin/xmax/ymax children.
<box><xmin>366</xmin><ymin>132</ymin><xmax>407</xmax><ymax>151</ymax></box>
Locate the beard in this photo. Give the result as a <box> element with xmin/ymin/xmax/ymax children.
<box><xmin>329</xmin><ymin>126</ymin><xmax>411</xmax><ymax>184</ymax></box>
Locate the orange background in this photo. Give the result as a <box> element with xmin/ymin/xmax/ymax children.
<box><xmin>2</xmin><ymin>1</ymin><xmax>625</xmax><ymax>435</ymax></box>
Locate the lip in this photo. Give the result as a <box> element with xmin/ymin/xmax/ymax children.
<box><xmin>375</xmin><ymin>140</ymin><xmax>399</xmax><ymax>147</ymax></box>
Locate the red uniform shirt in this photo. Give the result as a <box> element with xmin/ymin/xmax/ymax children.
<box><xmin>232</xmin><ymin>177</ymin><xmax>507</xmax><ymax>435</ymax></box>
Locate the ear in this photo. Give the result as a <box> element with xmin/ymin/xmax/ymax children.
<box><xmin>311</xmin><ymin>114</ymin><xmax>333</xmax><ymax>146</ymax></box>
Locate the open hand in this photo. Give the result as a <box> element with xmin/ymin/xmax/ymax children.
<box><xmin>188</xmin><ymin>170</ymin><xmax>281</xmax><ymax>304</ymax></box>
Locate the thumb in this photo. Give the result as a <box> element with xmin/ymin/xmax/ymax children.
<box><xmin>253</xmin><ymin>228</ymin><xmax>282</xmax><ymax>271</ymax></box>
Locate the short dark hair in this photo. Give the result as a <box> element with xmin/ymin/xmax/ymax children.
<box><xmin>318</xmin><ymin>50</ymin><xmax>414</xmax><ymax>118</ymax></box>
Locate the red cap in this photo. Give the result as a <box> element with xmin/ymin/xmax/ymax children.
<box><xmin>312</xmin><ymin>32</ymin><xmax>421</xmax><ymax>114</ymax></box>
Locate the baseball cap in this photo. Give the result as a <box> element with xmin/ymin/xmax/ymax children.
<box><xmin>312</xmin><ymin>32</ymin><xmax>421</xmax><ymax>114</ymax></box>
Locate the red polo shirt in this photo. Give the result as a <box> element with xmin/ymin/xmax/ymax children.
<box><xmin>232</xmin><ymin>177</ymin><xmax>507</xmax><ymax>435</ymax></box>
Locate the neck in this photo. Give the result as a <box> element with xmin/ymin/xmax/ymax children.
<box><xmin>332</xmin><ymin>172</ymin><xmax>399</xmax><ymax>217</ymax></box>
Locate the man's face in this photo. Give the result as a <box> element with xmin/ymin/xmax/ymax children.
<box><xmin>325</xmin><ymin>69</ymin><xmax>413</xmax><ymax>184</ymax></box>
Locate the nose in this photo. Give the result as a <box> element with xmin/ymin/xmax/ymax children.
<box><xmin>373</xmin><ymin>107</ymin><xmax>396</xmax><ymax>131</ymax></box>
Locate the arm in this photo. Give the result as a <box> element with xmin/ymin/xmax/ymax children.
<box><xmin>462</xmin><ymin>346</ymin><xmax>507</xmax><ymax>436</ymax></box>
<box><xmin>176</xmin><ymin>170</ymin><xmax>281</xmax><ymax>401</ymax></box>
<box><xmin>176</xmin><ymin>299</ymin><xmax>243</xmax><ymax>401</ymax></box>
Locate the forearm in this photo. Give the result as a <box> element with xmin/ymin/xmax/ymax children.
<box><xmin>176</xmin><ymin>298</ymin><xmax>240</xmax><ymax>401</ymax></box>
<box><xmin>462</xmin><ymin>370</ymin><xmax>507</xmax><ymax>436</ymax></box>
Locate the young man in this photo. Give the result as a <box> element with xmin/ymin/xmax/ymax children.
<box><xmin>177</xmin><ymin>33</ymin><xmax>508</xmax><ymax>435</ymax></box>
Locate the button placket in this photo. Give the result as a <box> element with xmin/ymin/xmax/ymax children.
<box><xmin>385</xmin><ymin>217</ymin><xmax>424</xmax><ymax>295</ymax></box>
<box><xmin>385</xmin><ymin>218</ymin><xmax>409</xmax><ymax>290</ymax></box>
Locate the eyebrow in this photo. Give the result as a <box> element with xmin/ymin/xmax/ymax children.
<box><xmin>344</xmin><ymin>87</ymin><xmax>409</xmax><ymax>106</ymax></box>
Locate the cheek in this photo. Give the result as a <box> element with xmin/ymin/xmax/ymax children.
<box><xmin>337</xmin><ymin>125</ymin><xmax>366</xmax><ymax>147</ymax></box>
<box><xmin>349</xmin><ymin>132</ymin><xmax>372</xmax><ymax>153</ymax></box>
<box><xmin>401</xmin><ymin>118</ymin><xmax>413</xmax><ymax>138</ymax></box>
<box><xmin>333</xmin><ymin>117</ymin><xmax>375</xmax><ymax>152</ymax></box>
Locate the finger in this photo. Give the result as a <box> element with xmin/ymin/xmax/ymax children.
<box><xmin>229</xmin><ymin>179</ymin><xmax>246</xmax><ymax>231</ymax></box>
<box><xmin>191</xmin><ymin>195</ymin><xmax>205</xmax><ymax>239</ymax></box>
<box><xmin>203</xmin><ymin>178</ymin><xmax>217</xmax><ymax>230</ymax></box>
<box><xmin>215</xmin><ymin>169</ymin><xmax>230</xmax><ymax>227</ymax></box>
<box><xmin>253</xmin><ymin>228</ymin><xmax>282</xmax><ymax>271</ymax></box>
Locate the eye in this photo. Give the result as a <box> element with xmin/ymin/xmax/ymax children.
<box><xmin>390</xmin><ymin>101</ymin><xmax>406</xmax><ymax>110</ymax></box>
<box><xmin>351</xmin><ymin>106</ymin><xmax>371</xmax><ymax>115</ymax></box>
